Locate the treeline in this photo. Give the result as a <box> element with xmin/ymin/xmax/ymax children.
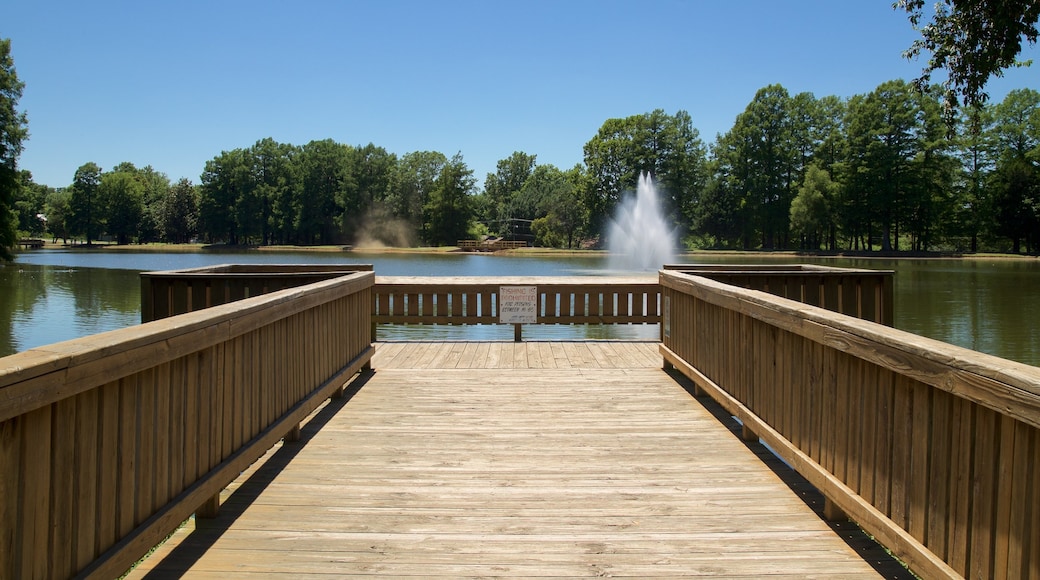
<box><xmin>10</xmin><ymin>80</ymin><xmax>1040</xmax><ymax>253</ymax></box>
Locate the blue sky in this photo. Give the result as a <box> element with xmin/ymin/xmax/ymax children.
<box><xmin>7</xmin><ymin>0</ymin><xmax>1039</xmax><ymax>189</ymax></box>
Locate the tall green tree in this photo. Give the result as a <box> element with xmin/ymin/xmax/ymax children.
<box><xmin>425</xmin><ymin>153</ymin><xmax>476</xmax><ymax>246</ymax></box>
<box><xmin>248</xmin><ymin>138</ymin><xmax>296</xmax><ymax>244</ymax></box>
<box><xmin>296</xmin><ymin>139</ymin><xmax>354</xmax><ymax>245</ymax></box>
<box><xmin>199</xmin><ymin>149</ymin><xmax>249</xmax><ymax>244</ymax></box>
<box><xmin>98</xmin><ymin>169</ymin><xmax>145</xmax><ymax>244</ymax></box>
<box><xmin>988</xmin><ymin>156</ymin><xmax>1039</xmax><ymax>252</ymax></box>
<box><xmin>44</xmin><ymin>188</ymin><xmax>71</xmax><ymax>243</ymax></box>
<box><xmin>0</xmin><ymin>38</ymin><xmax>29</xmax><ymax>260</ymax></box>
<box><xmin>790</xmin><ymin>164</ymin><xmax>836</xmax><ymax>250</ymax></box>
<box><xmin>528</xmin><ymin>164</ymin><xmax>586</xmax><ymax>248</ymax></box>
<box><xmin>843</xmin><ymin>80</ymin><xmax>925</xmax><ymax>251</ymax></box>
<box><xmin>583</xmin><ymin>109</ymin><xmax>706</xmax><ymax>240</ymax></box>
<box><xmin>133</xmin><ymin>165</ymin><xmax>172</xmax><ymax>243</ymax></box>
<box><xmin>343</xmin><ymin>143</ymin><xmax>396</xmax><ymax>241</ymax></box>
<box><xmin>387</xmin><ymin>150</ymin><xmax>446</xmax><ymax>243</ymax></box>
<box><xmin>13</xmin><ymin>171</ymin><xmax>50</xmax><ymax>237</ymax></box>
<box><xmin>482</xmin><ymin>151</ymin><xmax>537</xmax><ymax>233</ymax></box>
<box><xmin>952</xmin><ymin>103</ymin><xmax>998</xmax><ymax>251</ymax></box>
<box><xmin>986</xmin><ymin>88</ymin><xmax>1040</xmax><ymax>252</ymax></box>
<box><xmin>161</xmin><ymin>178</ymin><xmax>198</xmax><ymax>243</ymax></box>
<box><xmin>707</xmin><ymin>86</ymin><xmax>800</xmax><ymax>249</ymax></box>
<box><xmin>69</xmin><ymin>162</ymin><xmax>102</xmax><ymax>244</ymax></box>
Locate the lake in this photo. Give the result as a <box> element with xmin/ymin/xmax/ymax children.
<box><xmin>3</xmin><ymin>249</ymin><xmax>1039</xmax><ymax>366</ymax></box>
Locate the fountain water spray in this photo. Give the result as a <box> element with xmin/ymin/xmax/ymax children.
<box><xmin>607</xmin><ymin>173</ymin><xmax>677</xmax><ymax>271</ymax></box>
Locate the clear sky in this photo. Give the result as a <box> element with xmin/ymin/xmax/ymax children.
<box><xmin>6</xmin><ymin>0</ymin><xmax>1039</xmax><ymax>189</ymax></box>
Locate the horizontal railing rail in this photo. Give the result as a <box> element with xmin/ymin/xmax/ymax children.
<box><xmin>140</xmin><ymin>264</ymin><xmax>373</xmax><ymax>322</ymax></box>
<box><xmin>660</xmin><ymin>270</ymin><xmax>1040</xmax><ymax>580</ymax></box>
<box><xmin>0</xmin><ymin>271</ymin><xmax>374</xmax><ymax>579</ymax></box>
<box><xmin>457</xmin><ymin>239</ymin><xmax>528</xmax><ymax>251</ymax></box>
<box><xmin>373</xmin><ymin>276</ymin><xmax>660</xmax><ymax>338</ymax></box>
<box><xmin>663</xmin><ymin>264</ymin><xmax>893</xmax><ymax>325</ymax></box>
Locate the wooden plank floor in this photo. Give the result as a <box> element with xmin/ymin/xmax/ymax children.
<box><xmin>129</xmin><ymin>342</ymin><xmax>905</xmax><ymax>579</ymax></box>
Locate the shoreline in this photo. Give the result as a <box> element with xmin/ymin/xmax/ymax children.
<box><xmin>14</xmin><ymin>241</ymin><xmax>1040</xmax><ymax>261</ymax></box>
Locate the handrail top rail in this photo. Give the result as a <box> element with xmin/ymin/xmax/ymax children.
<box><xmin>663</xmin><ymin>263</ymin><xmax>894</xmax><ymax>275</ymax></box>
<box><xmin>142</xmin><ymin>263</ymin><xmax>374</xmax><ymax>277</ymax></box>
<box><xmin>375</xmin><ymin>275</ymin><xmax>659</xmax><ymax>287</ymax></box>
<box><xmin>661</xmin><ymin>270</ymin><xmax>1040</xmax><ymax>424</ymax></box>
<box><xmin>0</xmin><ymin>271</ymin><xmax>374</xmax><ymax>409</ymax></box>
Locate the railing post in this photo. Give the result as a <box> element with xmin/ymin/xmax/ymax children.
<box><xmin>197</xmin><ymin>493</ymin><xmax>221</xmax><ymax>519</ymax></box>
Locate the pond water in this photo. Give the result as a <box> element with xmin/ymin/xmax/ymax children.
<box><xmin>3</xmin><ymin>249</ymin><xmax>1039</xmax><ymax>366</ymax></box>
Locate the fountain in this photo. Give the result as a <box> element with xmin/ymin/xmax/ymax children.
<box><xmin>606</xmin><ymin>173</ymin><xmax>677</xmax><ymax>271</ymax></box>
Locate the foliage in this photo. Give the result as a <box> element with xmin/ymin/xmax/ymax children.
<box><xmin>44</xmin><ymin>188</ymin><xmax>71</xmax><ymax>243</ymax></box>
<box><xmin>161</xmin><ymin>178</ymin><xmax>198</xmax><ymax>243</ymax></box>
<box><xmin>425</xmin><ymin>153</ymin><xmax>476</xmax><ymax>246</ymax></box>
<box><xmin>705</xmin><ymin>85</ymin><xmax>808</xmax><ymax>249</ymax></box>
<box><xmin>583</xmin><ymin>110</ymin><xmax>707</xmax><ymax>240</ymax></box>
<box><xmin>897</xmin><ymin>0</ymin><xmax>1039</xmax><ymax>124</ymax></box>
<box><xmin>99</xmin><ymin>170</ymin><xmax>145</xmax><ymax>244</ymax></box>
<box><xmin>481</xmin><ymin>151</ymin><xmax>536</xmax><ymax>232</ymax></box>
<box><xmin>0</xmin><ymin>38</ymin><xmax>29</xmax><ymax>260</ymax></box>
<box><xmin>69</xmin><ymin>162</ymin><xmax>102</xmax><ymax>244</ymax></box>
<box><xmin>790</xmin><ymin>164</ymin><xmax>836</xmax><ymax>249</ymax></box>
<box><xmin>21</xmin><ymin>78</ymin><xmax>1040</xmax><ymax>256</ymax></box>
<box><xmin>387</xmin><ymin>150</ymin><xmax>446</xmax><ymax>243</ymax></box>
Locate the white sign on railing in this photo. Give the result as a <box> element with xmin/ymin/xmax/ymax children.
<box><xmin>499</xmin><ymin>286</ymin><xmax>537</xmax><ymax>324</ymax></box>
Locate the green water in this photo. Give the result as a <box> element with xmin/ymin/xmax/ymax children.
<box><xmin>3</xmin><ymin>250</ymin><xmax>1039</xmax><ymax>366</ymax></box>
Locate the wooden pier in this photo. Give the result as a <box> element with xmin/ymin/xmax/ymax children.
<box><xmin>128</xmin><ymin>342</ymin><xmax>903</xmax><ymax>578</ymax></box>
<box><xmin>3</xmin><ymin>267</ymin><xmax>1037</xmax><ymax>579</ymax></box>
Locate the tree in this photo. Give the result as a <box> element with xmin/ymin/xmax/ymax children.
<box><xmin>706</xmin><ymin>86</ymin><xmax>800</xmax><ymax>249</ymax></box>
<box><xmin>247</xmin><ymin>138</ymin><xmax>296</xmax><ymax>245</ymax></box>
<box><xmin>296</xmin><ymin>139</ymin><xmax>354</xmax><ymax>245</ymax></box>
<box><xmin>790</xmin><ymin>164</ymin><xmax>836</xmax><ymax>249</ymax></box>
<box><xmin>199</xmin><ymin>149</ymin><xmax>249</xmax><ymax>244</ymax></box>
<box><xmin>161</xmin><ymin>178</ymin><xmax>198</xmax><ymax>243</ymax></box>
<box><xmin>898</xmin><ymin>0</ymin><xmax>1039</xmax><ymax>123</ymax></box>
<box><xmin>13</xmin><ymin>171</ymin><xmax>49</xmax><ymax>238</ymax></box>
<box><xmin>425</xmin><ymin>153</ymin><xmax>476</xmax><ymax>246</ymax></box>
<box><xmin>45</xmin><ymin>188</ymin><xmax>71</xmax><ymax>243</ymax></box>
<box><xmin>988</xmin><ymin>156</ymin><xmax>1039</xmax><ymax>252</ymax></box>
<box><xmin>98</xmin><ymin>169</ymin><xmax>145</xmax><ymax>244</ymax></box>
<box><xmin>482</xmin><ymin>151</ymin><xmax>537</xmax><ymax>232</ymax></box>
<box><xmin>528</xmin><ymin>164</ymin><xmax>586</xmax><ymax>248</ymax></box>
<box><xmin>133</xmin><ymin>165</ymin><xmax>171</xmax><ymax>243</ymax></box>
<box><xmin>952</xmin><ymin>103</ymin><xmax>998</xmax><ymax>251</ymax></box>
<box><xmin>387</xmin><ymin>150</ymin><xmax>446</xmax><ymax>243</ymax></box>
<box><xmin>0</xmin><ymin>38</ymin><xmax>29</xmax><ymax>260</ymax></box>
<box><xmin>986</xmin><ymin>88</ymin><xmax>1040</xmax><ymax>252</ymax></box>
<box><xmin>343</xmin><ymin>143</ymin><xmax>396</xmax><ymax>242</ymax></box>
<box><xmin>843</xmin><ymin>80</ymin><xmax>925</xmax><ymax>251</ymax></box>
<box><xmin>583</xmin><ymin>109</ymin><xmax>707</xmax><ymax>240</ymax></box>
<box><xmin>69</xmin><ymin>162</ymin><xmax>102</xmax><ymax>244</ymax></box>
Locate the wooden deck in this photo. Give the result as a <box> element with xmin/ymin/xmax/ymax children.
<box><xmin>128</xmin><ymin>342</ymin><xmax>908</xmax><ymax>578</ymax></box>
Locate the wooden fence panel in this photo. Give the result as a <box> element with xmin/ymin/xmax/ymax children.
<box><xmin>660</xmin><ymin>270</ymin><xmax>1040</xmax><ymax>580</ymax></box>
<box><xmin>0</xmin><ymin>272</ymin><xmax>374</xmax><ymax>579</ymax></box>
<box><xmin>371</xmin><ymin>277</ymin><xmax>660</xmax><ymax>332</ymax></box>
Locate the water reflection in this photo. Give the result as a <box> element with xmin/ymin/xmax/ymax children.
<box><xmin>893</xmin><ymin>260</ymin><xmax>1040</xmax><ymax>366</ymax></box>
<box><xmin>4</xmin><ymin>250</ymin><xmax>1040</xmax><ymax>366</ymax></box>
<box><xmin>0</xmin><ymin>263</ymin><xmax>140</xmax><ymax>355</ymax></box>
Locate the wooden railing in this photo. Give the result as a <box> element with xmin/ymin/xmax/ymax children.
<box><xmin>373</xmin><ymin>276</ymin><xmax>660</xmax><ymax>339</ymax></box>
<box><xmin>141</xmin><ymin>264</ymin><xmax>373</xmax><ymax>322</ymax></box>
<box><xmin>660</xmin><ymin>270</ymin><xmax>1040</xmax><ymax>579</ymax></box>
<box><xmin>664</xmin><ymin>264</ymin><xmax>893</xmax><ymax>325</ymax></box>
<box><xmin>457</xmin><ymin>239</ymin><xmax>528</xmax><ymax>251</ymax></box>
<box><xmin>0</xmin><ymin>272</ymin><xmax>374</xmax><ymax>579</ymax></box>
